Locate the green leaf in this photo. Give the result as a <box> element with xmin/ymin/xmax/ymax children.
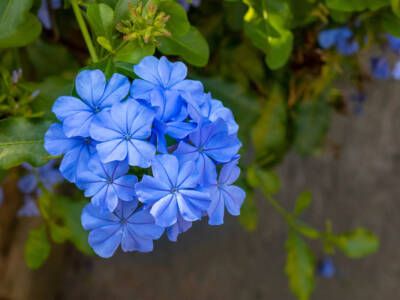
<box><xmin>0</xmin><ymin>0</ymin><xmax>41</xmax><ymax>48</ymax></box>
<box><xmin>251</xmin><ymin>85</ymin><xmax>287</xmax><ymax>164</ymax></box>
<box><xmin>23</xmin><ymin>76</ymin><xmax>73</xmax><ymax>120</ymax></box>
<box><xmin>292</xmin><ymin>97</ymin><xmax>330</xmax><ymax>156</ymax></box>
<box><xmin>157</xmin><ymin>26</ymin><xmax>210</xmax><ymax>67</ymax></box>
<box><xmin>87</xmin><ymin>3</ymin><xmax>114</xmax><ymax>40</ymax></box>
<box><xmin>293</xmin><ymin>221</ymin><xmax>320</xmax><ymax>239</ymax></box>
<box><xmin>159</xmin><ymin>0</ymin><xmax>190</xmax><ymax>37</ymax></box>
<box><xmin>285</xmin><ymin>230</ymin><xmax>315</xmax><ymax>300</ymax></box>
<box><xmin>247</xmin><ymin>166</ymin><xmax>280</xmax><ymax>195</ymax></box>
<box><xmin>24</xmin><ymin>225</ymin><xmax>51</xmax><ymax>270</ymax></box>
<box><xmin>238</xmin><ymin>190</ymin><xmax>258</xmax><ymax>231</ymax></box>
<box><xmin>26</xmin><ymin>39</ymin><xmax>79</xmax><ymax>77</ymax></box>
<box><xmin>97</xmin><ymin>36</ymin><xmax>113</xmax><ymax>52</ymax></box>
<box><xmin>114</xmin><ymin>41</ymin><xmax>155</xmax><ymax>64</ymax></box>
<box><xmin>325</xmin><ymin>0</ymin><xmax>390</xmax><ymax>12</ymax></box>
<box><xmin>244</xmin><ymin>0</ymin><xmax>293</xmax><ymax>69</ymax></box>
<box><xmin>392</xmin><ymin>0</ymin><xmax>400</xmax><ymax>17</ymax></box>
<box><xmin>333</xmin><ymin>228</ymin><xmax>379</xmax><ymax>258</ymax></box>
<box><xmin>0</xmin><ymin>118</ymin><xmax>52</xmax><ymax>169</ymax></box>
<box><xmin>382</xmin><ymin>11</ymin><xmax>400</xmax><ymax>37</ymax></box>
<box><xmin>49</xmin><ymin>222</ymin><xmax>69</xmax><ymax>244</ymax></box>
<box><xmin>294</xmin><ymin>190</ymin><xmax>311</xmax><ymax>215</ymax></box>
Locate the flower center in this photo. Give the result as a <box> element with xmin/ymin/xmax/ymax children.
<box><xmin>84</xmin><ymin>137</ymin><xmax>91</xmax><ymax>145</ymax></box>
<box><xmin>107</xmin><ymin>177</ymin><xmax>113</xmax><ymax>184</ymax></box>
<box><xmin>121</xmin><ymin>218</ymin><xmax>127</xmax><ymax>225</ymax></box>
<box><xmin>124</xmin><ymin>134</ymin><xmax>131</xmax><ymax>141</ymax></box>
<box><xmin>171</xmin><ymin>187</ymin><xmax>178</xmax><ymax>194</ymax></box>
<box><xmin>93</xmin><ymin>106</ymin><xmax>100</xmax><ymax>113</ymax></box>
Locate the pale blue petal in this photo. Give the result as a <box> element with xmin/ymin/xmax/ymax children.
<box><xmin>63</xmin><ymin>111</ymin><xmax>95</xmax><ymax>138</ymax></box>
<box><xmin>121</xmin><ymin>227</ymin><xmax>154</xmax><ymax>252</ymax></box>
<box><xmin>135</xmin><ymin>175</ymin><xmax>170</xmax><ymax>204</ymax></box>
<box><xmin>222</xmin><ymin>185</ymin><xmax>245</xmax><ymax>216</ymax></box>
<box><xmin>130</xmin><ymin>79</ymin><xmax>155</xmax><ymax>99</ymax></box>
<box><xmin>88</xmin><ymin>225</ymin><xmax>122</xmax><ymax>258</ymax></box>
<box><xmin>176</xmin><ymin>160</ymin><xmax>198</xmax><ymax>189</ymax></box>
<box><xmin>44</xmin><ymin>123</ymin><xmax>82</xmax><ymax>155</ymax></box>
<box><xmin>207</xmin><ymin>189</ymin><xmax>225</xmax><ymax>225</ymax></box>
<box><xmin>166</xmin><ymin>214</ymin><xmax>192</xmax><ymax>242</ymax></box>
<box><xmin>158</xmin><ymin>56</ymin><xmax>172</xmax><ymax>87</ymax></box>
<box><xmin>133</xmin><ymin>56</ymin><xmax>160</xmax><ymax>84</ymax></box>
<box><xmin>176</xmin><ymin>192</ymin><xmax>202</xmax><ymax>221</ymax></box>
<box><xmin>169</xmin><ymin>61</ymin><xmax>187</xmax><ymax>86</ymax></box>
<box><xmin>218</xmin><ymin>162</ymin><xmax>241</xmax><ymax>185</ymax></box>
<box><xmin>75</xmin><ymin>69</ymin><xmax>106</xmax><ymax>107</ymax></box>
<box><xmin>96</xmin><ymin>139</ymin><xmax>127</xmax><ymax>163</ymax></box>
<box><xmin>81</xmin><ymin>203</ymin><xmax>120</xmax><ymax>230</ymax></box>
<box><xmin>18</xmin><ymin>174</ymin><xmax>38</xmax><ymax>194</ymax></box>
<box><xmin>166</xmin><ymin>121</ymin><xmax>195</xmax><ymax>139</ymax></box>
<box><xmin>113</xmin><ymin>175</ymin><xmax>137</xmax><ymax>201</ymax></box>
<box><xmin>151</xmin><ymin>154</ymin><xmax>179</xmax><ymax>187</ymax></box>
<box><xmin>127</xmin><ymin>140</ymin><xmax>156</xmax><ymax>168</ymax></box>
<box><xmin>52</xmin><ymin>96</ymin><xmax>91</xmax><ymax>122</ymax></box>
<box><xmin>127</xmin><ymin>208</ymin><xmax>164</xmax><ymax>239</ymax></box>
<box><xmin>150</xmin><ymin>194</ymin><xmax>178</xmax><ymax>227</ymax></box>
<box><xmin>99</xmin><ymin>73</ymin><xmax>130</xmax><ymax>107</ymax></box>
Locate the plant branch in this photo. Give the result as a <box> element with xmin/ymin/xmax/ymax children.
<box><xmin>70</xmin><ymin>0</ymin><xmax>98</xmax><ymax>63</ymax></box>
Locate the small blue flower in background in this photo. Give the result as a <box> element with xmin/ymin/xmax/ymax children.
<box><xmin>81</xmin><ymin>201</ymin><xmax>164</xmax><ymax>258</ymax></box>
<box><xmin>136</xmin><ymin>154</ymin><xmax>210</xmax><ymax>227</ymax></box>
<box><xmin>166</xmin><ymin>214</ymin><xmax>192</xmax><ymax>242</ymax></box>
<box><xmin>371</xmin><ymin>56</ymin><xmax>391</xmax><ymax>79</ymax></box>
<box><xmin>44</xmin><ymin>123</ymin><xmax>97</xmax><ymax>184</ymax></box>
<box><xmin>318</xmin><ymin>27</ymin><xmax>359</xmax><ymax>56</ymax></box>
<box><xmin>0</xmin><ymin>187</ymin><xmax>3</xmax><ymax>206</ymax></box>
<box><xmin>317</xmin><ymin>257</ymin><xmax>336</xmax><ymax>278</ymax></box>
<box><xmin>178</xmin><ymin>0</ymin><xmax>201</xmax><ymax>11</ymax></box>
<box><xmin>203</xmin><ymin>162</ymin><xmax>245</xmax><ymax>225</ymax></box>
<box><xmin>387</xmin><ymin>34</ymin><xmax>400</xmax><ymax>52</ymax></box>
<box><xmin>17</xmin><ymin>196</ymin><xmax>40</xmax><ymax>217</ymax></box>
<box><xmin>90</xmin><ymin>99</ymin><xmax>156</xmax><ymax>167</ymax></box>
<box><xmin>78</xmin><ymin>154</ymin><xmax>137</xmax><ymax>213</ymax></box>
<box><xmin>392</xmin><ymin>61</ymin><xmax>400</xmax><ymax>79</ymax></box>
<box><xmin>174</xmin><ymin>119</ymin><xmax>241</xmax><ymax>183</ymax></box>
<box><xmin>37</xmin><ymin>0</ymin><xmax>62</xmax><ymax>30</ymax></box>
<box><xmin>350</xmin><ymin>93</ymin><xmax>366</xmax><ymax>115</ymax></box>
<box><xmin>52</xmin><ymin>70</ymin><xmax>130</xmax><ymax>137</ymax></box>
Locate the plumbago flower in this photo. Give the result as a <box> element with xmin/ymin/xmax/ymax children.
<box><xmin>318</xmin><ymin>27</ymin><xmax>359</xmax><ymax>56</ymax></box>
<box><xmin>44</xmin><ymin>56</ymin><xmax>245</xmax><ymax>258</ymax></box>
<box><xmin>81</xmin><ymin>201</ymin><xmax>164</xmax><ymax>258</ymax></box>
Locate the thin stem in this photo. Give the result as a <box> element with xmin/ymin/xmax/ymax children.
<box><xmin>265</xmin><ymin>194</ymin><xmax>292</xmax><ymax>222</ymax></box>
<box><xmin>71</xmin><ymin>0</ymin><xmax>98</xmax><ymax>63</ymax></box>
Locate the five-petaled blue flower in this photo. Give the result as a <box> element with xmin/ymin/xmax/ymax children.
<box><xmin>81</xmin><ymin>201</ymin><xmax>164</xmax><ymax>258</ymax></box>
<box><xmin>44</xmin><ymin>123</ymin><xmax>96</xmax><ymax>183</ymax></box>
<box><xmin>90</xmin><ymin>99</ymin><xmax>156</xmax><ymax>168</ymax></box>
<box><xmin>203</xmin><ymin>162</ymin><xmax>245</xmax><ymax>225</ymax></box>
<box><xmin>371</xmin><ymin>56</ymin><xmax>391</xmax><ymax>79</ymax></box>
<box><xmin>52</xmin><ymin>70</ymin><xmax>130</xmax><ymax>137</ymax></box>
<box><xmin>78</xmin><ymin>154</ymin><xmax>137</xmax><ymax>213</ymax></box>
<box><xmin>135</xmin><ymin>154</ymin><xmax>210</xmax><ymax>227</ymax></box>
<box><xmin>174</xmin><ymin>119</ymin><xmax>241</xmax><ymax>183</ymax></box>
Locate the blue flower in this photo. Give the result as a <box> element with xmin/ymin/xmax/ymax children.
<box><xmin>78</xmin><ymin>154</ymin><xmax>137</xmax><ymax>213</ymax></box>
<box><xmin>90</xmin><ymin>99</ymin><xmax>156</xmax><ymax>167</ymax></box>
<box><xmin>371</xmin><ymin>56</ymin><xmax>391</xmax><ymax>79</ymax></box>
<box><xmin>318</xmin><ymin>27</ymin><xmax>359</xmax><ymax>56</ymax></box>
<box><xmin>44</xmin><ymin>123</ymin><xmax>97</xmax><ymax>183</ymax></box>
<box><xmin>135</xmin><ymin>154</ymin><xmax>210</xmax><ymax>227</ymax></box>
<box><xmin>18</xmin><ymin>173</ymin><xmax>38</xmax><ymax>194</ymax></box>
<box><xmin>189</xmin><ymin>92</ymin><xmax>239</xmax><ymax>135</ymax></box>
<box><xmin>81</xmin><ymin>201</ymin><xmax>164</xmax><ymax>258</ymax></box>
<box><xmin>0</xmin><ymin>187</ymin><xmax>3</xmax><ymax>206</ymax></box>
<box><xmin>174</xmin><ymin>119</ymin><xmax>241</xmax><ymax>183</ymax></box>
<box><xmin>52</xmin><ymin>70</ymin><xmax>130</xmax><ymax>137</ymax></box>
<box><xmin>37</xmin><ymin>0</ymin><xmax>62</xmax><ymax>29</ymax></box>
<box><xmin>393</xmin><ymin>60</ymin><xmax>400</xmax><ymax>79</ymax></box>
<box><xmin>317</xmin><ymin>257</ymin><xmax>336</xmax><ymax>278</ymax></box>
<box><xmin>387</xmin><ymin>33</ymin><xmax>400</xmax><ymax>52</ymax></box>
<box><xmin>166</xmin><ymin>214</ymin><xmax>192</xmax><ymax>242</ymax></box>
<box><xmin>203</xmin><ymin>162</ymin><xmax>245</xmax><ymax>225</ymax></box>
<box><xmin>178</xmin><ymin>0</ymin><xmax>201</xmax><ymax>11</ymax></box>
<box><xmin>17</xmin><ymin>196</ymin><xmax>40</xmax><ymax>217</ymax></box>
<box><xmin>130</xmin><ymin>56</ymin><xmax>204</xmax><ymax>115</ymax></box>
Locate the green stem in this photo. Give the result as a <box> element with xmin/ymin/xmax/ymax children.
<box><xmin>265</xmin><ymin>194</ymin><xmax>292</xmax><ymax>222</ymax></box>
<box><xmin>71</xmin><ymin>0</ymin><xmax>98</xmax><ymax>63</ymax></box>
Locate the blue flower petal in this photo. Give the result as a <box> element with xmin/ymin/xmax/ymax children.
<box><xmin>75</xmin><ymin>69</ymin><xmax>106</xmax><ymax>107</ymax></box>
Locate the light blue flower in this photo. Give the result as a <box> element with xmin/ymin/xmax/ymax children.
<box><xmin>90</xmin><ymin>99</ymin><xmax>156</xmax><ymax>167</ymax></box>
<box><xmin>371</xmin><ymin>56</ymin><xmax>391</xmax><ymax>79</ymax></box>
<box><xmin>135</xmin><ymin>154</ymin><xmax>210</xmax><ymax>227</ymax></box>
<box><xmin>37</xmin><ymin>0</ymin><xmax>62</xmax><ymax>29</ymax></box>
<box><xmin>387</xmin><ymin>33</ymin><xmax>400</xmax><ymax>52</ymax></box>
<box><xmin>131</xmin><ymin>56</ymin><xmax>204</xmax><ymax>116</ymax></box>
<box><xmin>392</xmin><ymin>60</ymin><xmax>400</xmax><ymax>79</ymax></box>
<box><xmin>0</xmin><ymin>187</ymin><xmax>3</xmax><ymax>206</ymax></box>
<box><xmin>203</xmin><ymin>162</ymin><xmax>245</xmax><ymax>225</ymax></box>
<box><xmin>78</xmin><ymin>154</ymin><xmax>137</xmax><ymax>213</ymax></box>
<box><xmin>178</xmin><ymin>0</ymin><xmax>201</xmax><ymax>11</ymax></box>
<box><xmin>166</xmin><ymin>214</ymin><xmax>192</xmax><ymax>242</ymax></box>
<box><xmin>174</xmin><ymin>119</ymin><xmax>241</xmax><ymax>183</ymax></box>
<box><xmin>52</xmin><ymin>70</ymin><xmax>130</xmax><ymax>137</ymax></box>
<box><xmin>318</xmin><ymin>27</ymin><xmax>359</xmax><ymax>56</ymax></box>
<box><xmin>189</xmin><ymin>92</ymin><xmax>239</xmax><ymax>135</ymax></box>
<box><xmin>81</xmin><ymin>201</ymin><xmax>164</xmax><ymax>258</ymax></box>
<box><xmin>44</xmin><ymin>123</ymin><xmax>97</xmax><ymax>183</ymax></box>
<box><xmin>17</xmin><ymin>196</ymin><xmax>40</xmax><ymax>217</ymax></box>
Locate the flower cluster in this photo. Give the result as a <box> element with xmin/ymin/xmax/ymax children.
<box><xmin>44</xmin><ymin>56</ymin><xmax>245</xmax><ymax>258</ymax></box>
